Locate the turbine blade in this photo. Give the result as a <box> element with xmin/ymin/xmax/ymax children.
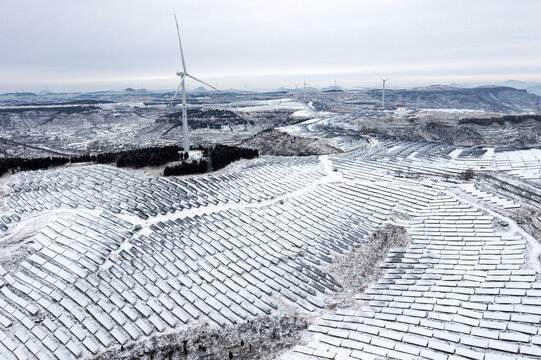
<box><xmin>163</xmin><ymin>123</ymin><xmax>181</xmax><ymax>136</ymax></box>
<box><xmin>174</xmin><ymin>13</ymin><xmax>187</xmax><ymax>73</ymax></box>
<box><xmin>169</xmin><ymin>80</ymin><xmax>183</xmax><ymax>107</ymax></box>
<box><xmin>186</xmin><ymin>73</ymin><xmax>219</xmax><ymax>91</ymax></box>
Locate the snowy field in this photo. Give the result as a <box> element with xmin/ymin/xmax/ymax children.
<box><xmin>0</xmin><ymin>137</ymin><xmax>540</xmax><ymax>359</ymax></box>
<box><xmin>1</xmin><ymin>88</ymin><xmax>541</xmax><ymax>358</ymax></box>
<box><xmin>0</xmin><ymin>94</ymin><xmax>308</xmax><ymax>158</ymax></box>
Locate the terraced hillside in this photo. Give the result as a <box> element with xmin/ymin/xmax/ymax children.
<box><xmin>0</xmin><ymin>138</ymin><xmax>540</xmax><ymax>359</ymax></box>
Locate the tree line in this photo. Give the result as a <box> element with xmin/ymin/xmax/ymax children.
<box><xmin>0</xmin><ymin>145</ymin><xmax>182</xmax><ymax>176</ymax></box>
<box><xmin>164</xmin><ymin>159</ymin><xmax>208</xmax><ymax>176</ymax></box>
<box><xmin>163</xmin><ymin>145</ymin><xmax>259</xmax><ymax>176</ymax></box>
<box><xmin>206</xmin><ymin>144</ymin><xmax>259</xmax><ymax>171</ymax></box>
<box><xmin>115</xmin><ymin>146</ymin><xmax>180</xmax><ymax>168</ymax></box>
<box><xmin>0</xmin><ymin>144</ymin><xmax>259</xmax><ymax>177</ymax></box>
<box><xmin>0</xmin><ymin>106</ymin><xmax>99</xmax><ymax>114</ymax></box>
<box><xmin>160</xmin><ymin>109</ymin><xmax>252</xmax><ymax>130</ymax></box>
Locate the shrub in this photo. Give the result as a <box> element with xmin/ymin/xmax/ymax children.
<box><xmin>461</xmin><ymin>168</ymin><xmax>474</xmax><ymax>180</ymax></box>
<box><xmin>164</xmin><ymin>159</ymin><xmax>208</xmax><ymax>176</ymax></box>
<box><xmin>209</xmin><ymin>145</ymin><xmax>259</xmax><ymax>171</ymax></box>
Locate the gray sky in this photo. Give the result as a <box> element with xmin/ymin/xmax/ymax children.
<box><xmin>1</xmin><ymin>0</ymin><xmax>540</xmax><ymax>92</ymax></box>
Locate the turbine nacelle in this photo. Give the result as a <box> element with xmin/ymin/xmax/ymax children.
<box><xmin>176</xmin><ymin>72</ymin><xmax>186</xmax><ymax>77</ymax></box>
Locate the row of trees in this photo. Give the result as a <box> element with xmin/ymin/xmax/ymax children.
<box><xmin>164</xmin><ymin>145</ymin><xmax>259</xmax><ymax>176</ymax></box>
<box><xmin>0</xmin><ymin>144</ymin><xmax>259</xmax><ymax>178</ymax></box>
<box><xmin>160</xmin><ymin>109</ymin><xmax>252</xmax><ymax>130</ymax></box>
<box><xmin>0</xmin><ymin>156</ymin><xmax>70</xmax><ymax>175</ymax></box>
<box><xmin>0</xmin><ymin>106</ymin><xmax>99</xmax><ymax>114</ymax></box>
<box><xmin>208</xmin><ymin>145</ymin><xmax>259</xmax><ymax>170</ymax></box>
<box><xmin>0</xmin><ymin>145</ymin><xmax>183</xmax><ymax>176</ymax></box>
<box><xmin>459</xmin><ymin>114</ymin><xmax>541</xmax><ymax>126</ymax></box>
<box><xmin>164</xmin><ymin>159</ymin><xmax>208</xmax><ymax>176</ymax></box>
<box><xmin>115</xmin><ymin>146</ymin><xmax>181</xmax><ymax>168</ymax></box>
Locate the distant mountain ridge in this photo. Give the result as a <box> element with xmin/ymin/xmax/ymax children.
<box><xmin>1</xmin><ymin>92</ymin><xmax>38</xmax><ymax>96</ymax></box>
<box><xmin>451</xmin><ymin>80</ymin><xmax>541</xmax><ymax>96</ymax></box>
<box><xmin>2</xmin><ymin>85</ymin><xmax>541</xmax><ymax>113</ymax></box>
<box><xmin>366</xmin><ymin>85</ymin><xmax>541</xmax><ymax>113</ymax></box>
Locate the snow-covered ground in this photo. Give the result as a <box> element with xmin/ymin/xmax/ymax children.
<box><xmin>418</xmin><ymin>108</ymin><xmax>486</xmax><ymax>114</ymax></box>
<box><xmin>0</xmin><ymin>136</ymin><xmax>540</xmax><ymax>359</ymax></box>
<box><xmin>220</xmin><ymin>98</ymin><xmax>306</xmax><ymax>112</ymax></box>
<box><xmin>1</xmin><ymin>88</ymin><xmax>541</xmax><ymax>359</ymax></box>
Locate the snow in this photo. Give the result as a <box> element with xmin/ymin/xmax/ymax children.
<box><xmin>392</xmin><ymin>107</ymin><xmax>413</xmax><ymax>117</ymax></box>
<box><xmin>290</xmin><ymin>107</ymin><xmax>317</xmax><ymax>118</ymax></box>
<box><xmin>221</xmin><ymin>99</ymin><xmax>306</xmax><ymax>113</ymax></box>
<box><xmin>419</xmin><ymin>108</ymin><xmax>486</xmax><ymax>114</ymax></box>
<box><xmin>124</xmin><ymin>155</ymin><xmax>342</xmax><ymax>237</ymax></box>
<box><xmin>1</xmin><ymin>133</ymin><xmax>541</xmax><ymax>359</ymax></box>
<box><xmin>451</xmin><ymin>189</ymin><xmax>541</xmax><ymax>273</ymax></box>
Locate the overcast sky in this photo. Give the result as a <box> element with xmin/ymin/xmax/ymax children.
<box><xmin>1</xmin><ymin>0</ymin><xmax>540</xmax><ymax>92</ymax></box>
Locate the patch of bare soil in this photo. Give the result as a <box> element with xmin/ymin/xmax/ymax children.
<box><xmin>240</xmin><ymin>129</ymin><xmax>340</xmax><ymax>156</ymax></box>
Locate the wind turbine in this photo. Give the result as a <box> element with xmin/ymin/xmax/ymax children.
<box><xmin>168</xmin><ymin>13</ymin><xmax>218</xmax><ymax>156</ymax></box>
<box><xmin>303</xmin><ymin>75</ymin><xmax>314</xmax><ymax>106</ymax></box>
<box><xmin>303</xmin><ymin>75</ymin><xmax>308</xmax><ymax>104</ymax></box>
<box><xmin>381</xmin><ymin>77</ymin><xmax>390</xmax><ymax>110</ymax></box>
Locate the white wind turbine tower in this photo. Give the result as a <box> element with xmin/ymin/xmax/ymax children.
<box><xmin>303</xmin><ymin>75</ymin><xmax>314</xmax><ymax>107</ymax></box>
<box><xmin>303</xmin><ymin>75</ymin><xmax>308</xmax><ymax>104</ymax></box>
<box><xmin>381</xmin><ymin>77</ymin><xmax>390</xmax><ymax>110</ymax></box>
<box><xmin>169</xmin><ymin>13</ymin><xmax>218</xmax><ymax>156</ymax></box>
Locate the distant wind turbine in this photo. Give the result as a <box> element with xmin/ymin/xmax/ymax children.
<box><xmin>303</xmin><ymin>75</ymin><xmax>314</xmax><ymax>105</ymax></box>
<box><xmin>303</xmin><ymin>75</ymin><xmax>307</xmax><ymax>104</ymax></box>
<box><xmin>168</xmin><ymin>13</ymin><xmax>218</xmax><ymax>156</ymax></box>
<box><xmin>381</xmin><ymin>77</ymin><xmax>391</xmax><ymax>110</ymax></box>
